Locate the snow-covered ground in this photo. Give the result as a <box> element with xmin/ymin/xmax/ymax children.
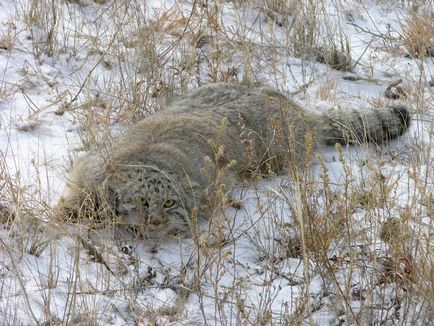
<box><xmin>0</xmin><ymin>0</ymin><xmax>433</xmax><ymax>324</ymax></box>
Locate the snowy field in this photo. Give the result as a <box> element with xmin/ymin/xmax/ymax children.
<box><xmin>0</xmin><ymin>0</ymin><xmax>433</xmax><ymax>325</ymax></box>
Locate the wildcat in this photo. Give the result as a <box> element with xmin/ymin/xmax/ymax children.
<box><xmin>57</xmin><ymin>83</ymin><xmax>411</xmax><ymax>239</ymax></box>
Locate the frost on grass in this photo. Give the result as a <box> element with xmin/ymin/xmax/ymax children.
<box><xmin>0</xmin><ymin>0</ymin><xmax>433</xmax><ymax>325</ymax></box>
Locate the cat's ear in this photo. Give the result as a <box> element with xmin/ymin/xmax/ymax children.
<box><xmin>94</xmin><ymin>178</ymin><xmax>118</xmax><ymax>220</ymax></box>
<box><xmin>55</xmin><ymin>182</ymin><xmax>98</xmax><ymax>222</ymax></box>
<box><xmin>182</xmin><ymin>179</ymin><xmax>201</xmax><ymax>192</ymax></box>
<box><xmin>181</xmin><ymin>178</ymin><xmax>202</xmax><ymax>202</ymax></box>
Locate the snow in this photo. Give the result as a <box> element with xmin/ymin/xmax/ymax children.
<box><xmin>1</xmin><ymin>0</ymin><xmax>433</xmax><ymax>325</ymax></box>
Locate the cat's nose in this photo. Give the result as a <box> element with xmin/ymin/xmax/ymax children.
<box><xmin>150</xmin><ymin>215</ymin><xmax>168</xmax><ymax>225</ymax></box>
<box><xmin>149</xmin><ymin>212</ymin><xmax>167</xmax><ymax>225</ymax></box>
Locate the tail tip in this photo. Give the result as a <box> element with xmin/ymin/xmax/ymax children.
<box><xmin>390</xmin><ymin>104</ymin><xmax>411</xmax><ymax>133</ymax></box>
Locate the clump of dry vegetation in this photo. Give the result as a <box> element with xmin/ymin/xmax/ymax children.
<box><xmin>399</xmin><ymin>9</ymin><xmax>434</xmax><ymax>58</ymax></box>
<box><xmin>0</xmin><ymin>0</ymin><xmax>433</xmax><ymax>324</ymax></box>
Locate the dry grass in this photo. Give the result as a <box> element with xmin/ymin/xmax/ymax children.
<box><xmin>0</xmin><ymin>0</ymin><xmax>433</xmax><ymax>324</ymax></box>
<box><xmin>399</xmin><ymin>9</ymin><xmax>434</xmax><ymax>58</ymax></box>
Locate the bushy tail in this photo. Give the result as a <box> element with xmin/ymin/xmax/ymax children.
<box><xmin>318</xmin><ymin>105</ymin><xmax>411</xmax><ymax>145</ymax></box>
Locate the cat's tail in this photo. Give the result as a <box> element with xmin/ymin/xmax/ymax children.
<box><xmin>318</xmin><ymin>104</ymin><xmax>411</xmax><ymax>145</ymax></box>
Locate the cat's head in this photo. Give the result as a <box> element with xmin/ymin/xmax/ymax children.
<box><xmin>107</xmin><ymin>165</ymin><xmax>201</xmax><ymax>239</ymax></box>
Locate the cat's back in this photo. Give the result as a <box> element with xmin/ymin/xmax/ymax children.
<box><xmin>168</xmin><ymin>83</ymin><xmax>288</xmax><ymax>114</ymax></box>
<box><xmin>118</xmin><ymin>83</ymin><xmax>296</xmax><ymax>155</ymax></box>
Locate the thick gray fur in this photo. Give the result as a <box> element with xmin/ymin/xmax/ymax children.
<box><xmin>58</xmin><ymin>83</ymin><xmax>411</xmax><ymax>239</ymax></box>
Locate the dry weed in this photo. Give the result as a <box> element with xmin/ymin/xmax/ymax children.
<box><xmin>399</xmin><ymin>10</ymin><xmax>434</xmax><ymax>58</ymax></box>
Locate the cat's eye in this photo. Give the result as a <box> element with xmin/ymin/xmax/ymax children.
<box><xmin>138</xmin><ymin>197</ymin><xmax>149</xmax><ymax>207</ymax></box>
<box><xmin>163</xmin><ymin>199</ymin><xmax>175</xmax><ymax>208</ymax></box>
